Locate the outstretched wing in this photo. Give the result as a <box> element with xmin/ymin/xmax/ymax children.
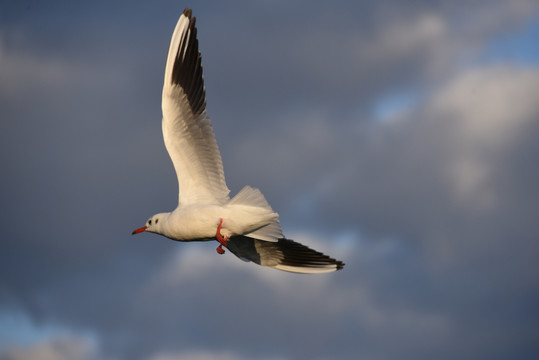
<box><xmin>161</xmin><ymin>9</ymin><xmax>230</xmax><ymax>206</ymax></box>
<box><xmin>226</xmin><ymin>236</ymin><xmax>345</xmax><ymax>274</ymax></box>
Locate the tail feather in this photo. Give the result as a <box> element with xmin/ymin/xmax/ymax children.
<box><xmin>228</xmin><ymin>186</ymin><xmax>283</xmax><ymax>242</ymax></box>
<box><xmin>226</xmin><ymin>236</ymin><xmax>345</xmax><ymax>274</ymax></box>
<box><xmin>228</xmin><ymin>185</ymin><xmax>273</xmax><ymax>209</ymax></box>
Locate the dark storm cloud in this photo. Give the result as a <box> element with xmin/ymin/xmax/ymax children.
<box><xmin>1</xmin><ymin>1</ymin><xmax>539</xmax><ymax>359</ymax></box>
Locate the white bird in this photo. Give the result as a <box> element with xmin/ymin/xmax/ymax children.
<box><xmin>132</xmin><ymin>8</ymin><xmax>344</xmax><ymax>273</ymax></box>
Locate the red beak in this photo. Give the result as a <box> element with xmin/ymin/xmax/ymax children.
<box><xmin>132</xmin><ymin>226</ymin><xmax>148</xmax><ymax>235</ymax></box>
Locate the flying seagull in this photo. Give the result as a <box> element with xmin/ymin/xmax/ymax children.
<box><xmin>132</xmin><ymin>9</ymin><xmax>344</xmax><ymax>273</ymax></box>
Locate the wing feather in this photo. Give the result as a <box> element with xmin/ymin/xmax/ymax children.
<box><xmin>162</xmin><ymin>9</ymin><xmax>230</xmax><ymax>206</ymax></box>
<box><xmin>226</xmin><ymin>236</ymin><xmax>345</xmax><ymax>274</ymax></box>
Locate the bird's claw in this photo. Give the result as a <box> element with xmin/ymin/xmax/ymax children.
<box><xmin>215</xmin><ymin>218</ymin><xmax>229</xmax><ymax>254</ymax></box>
<box><xmin>216</xmin><ymin>244</ymin><xmax>226</xmax><ymax>254</ymax></box>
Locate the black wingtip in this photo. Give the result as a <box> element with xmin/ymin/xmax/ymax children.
<box><xmin>226</xmin><ymin>236</ymin><xmax>345</xmax><ymax>273</ymax></box>
<box><xmin>275</xmin><ymin>238</ymin><xmax>345</xmax><ymax>271</ymax></box>
<box><xmin>171</xmin><ymin>8</ymin><xmax>206</xmax><ymax>116</ymax></box>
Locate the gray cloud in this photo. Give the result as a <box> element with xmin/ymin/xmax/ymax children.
<box><xmin>1</xmin><ymin>1</ymin><xmax>539</xmax><ymax>360</ymax></box>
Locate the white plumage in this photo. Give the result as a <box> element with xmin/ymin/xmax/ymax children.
<box><xmin>132</xmin><ymin>9</ymin><xmax>344</xmax><ymax>273</ymax></box>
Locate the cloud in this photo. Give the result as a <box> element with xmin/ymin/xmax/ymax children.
<box><xmin>1</xmin><ymin>1</ymin><xmax>539</xmax><ymax>360</ymax></box>
<box><xmin>0</xmin><ymin>335</ymin><xmax>97</xmax><ymax>360</ymax></box>
<box><xmin>286</xmin><ymin>63</ymin><xmax>539</xmax><ymax>234</ymax></box>
<box><xmin>428</xmin><ymin>65</ymin><xmax>539</xmax><ymax>210</ymax></box>
<box><xmin>148</xmin><ymin>350</ymin><xmax>283</xmax><ymax>360</ymax></box>
<box><xmin>0</xmin><ymin>36</ymin><xmax>70</xmax><ymax>98</ymax></box>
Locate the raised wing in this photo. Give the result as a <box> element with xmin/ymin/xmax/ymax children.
<box><xmin>161</xmin><ymin>9</ymin><xmax>230</xmax><ymax>206</ymax></box>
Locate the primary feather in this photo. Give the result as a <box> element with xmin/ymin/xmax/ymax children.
<box><xmin>162</xmin><ymin>9</ymin><xmax>230</xmax><ymax>206</ymax></box>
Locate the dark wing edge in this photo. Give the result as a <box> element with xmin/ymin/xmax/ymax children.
<box><xmin>226</xmin><ymin>236</ymin><xmax>345</xmax><ymax>274</ymax></box>
<box><xmin>170</xmin><ymin>8</ymin><xmax>206</xmax><ymax>116</ymax></box>
<box><xmin>162</xmin><ymin>9</ymin><xmax>231</xmax><ymax>206</ymax></box>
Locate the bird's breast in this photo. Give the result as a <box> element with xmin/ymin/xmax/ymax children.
<box><xmin>163</xmin><ymin>205</ymin><xmax>226</xmax><ymax>241</ymax></box>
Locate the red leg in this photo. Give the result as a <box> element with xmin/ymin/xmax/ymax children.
<box><xmin>215</xmin><ymin>218</ymin><xmax>229</xmax><ymax>255</ymax></box>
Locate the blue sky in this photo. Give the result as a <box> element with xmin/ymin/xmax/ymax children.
<box><xmin>483</xmin><ymin>17</ymin><xmax>539</xmax><ymax>64</ymax></box>
<box><xmin>1</xmin><ymin>1</ymin><xmax>539</xmax><ymax>359</ymax></box>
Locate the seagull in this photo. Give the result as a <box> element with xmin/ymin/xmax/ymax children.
<box><xmin>132</xmin><ymin>8</ymin><xmax>344</xmax><ymax>274</ymax></box>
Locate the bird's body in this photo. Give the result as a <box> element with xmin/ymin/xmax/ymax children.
<box><xmin>145</xmin><ymin>187</ymin><xmax>281</xmax><ymax>242</ymax></box>
<box><xmin>132</xmin><ymin>9</ymin><xmax>344</xmax><ymax>273</ymax></box>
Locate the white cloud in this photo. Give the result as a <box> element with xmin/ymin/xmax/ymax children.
<box><xmin>148</xmin><ymin>349</ymin><xmax>283</xmax><ymax>360</ymax></box>
<box><xmin>364</xmin><ymin>12</ymin><xmax>449</xmax><ymax>72</ymax></box>
<box><xmin>428</xmin><ymin>65</ymin><xmax>539</xmax><ymax>209</ymax></box>
<box><xmin>0</xmin><ymin>335</ymin><xmax>98</xmax><ymax>360</ymax></box>
<box><xmin>431</xmin><ymin>65</ymin><xmax>539</xmax><ymax>146</ymax></box>
<box><xmin>140</xmin><ymin>243</ymin><xmax>247</xmax><ymax>291</ymax></box>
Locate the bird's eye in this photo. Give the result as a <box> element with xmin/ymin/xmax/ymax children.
<box><xmin>148</xmin><ymin>219</ymin><xmax>152</xmax><ymax>225</ymax></box>
<box><xmin>155</xmin><ymin>219</ymin><xmax>159</xmax><ymax>224</ymax></box>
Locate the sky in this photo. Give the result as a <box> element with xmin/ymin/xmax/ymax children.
<box><xmin>1</xmin><ymin>0</ymin><xmax>539</xmax><ymax>359</ymax></box>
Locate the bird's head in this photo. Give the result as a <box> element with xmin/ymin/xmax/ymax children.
<box><xmin>132</xmin><ymin>213</ymin><xmax>168</xmax><ymax>235</ymax></box>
